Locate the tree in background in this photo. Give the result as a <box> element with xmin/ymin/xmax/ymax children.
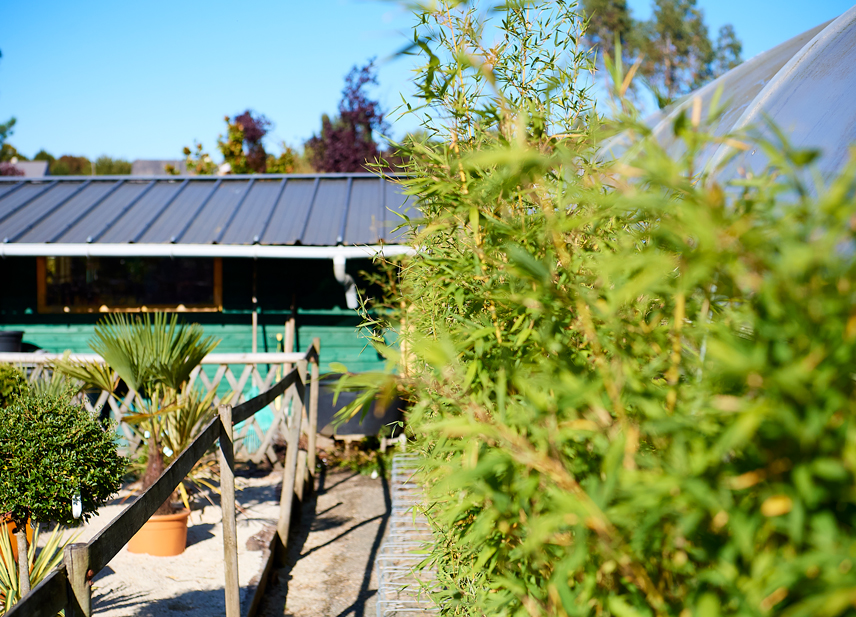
<box><xmin>0</xmin><ymin>49</ymin><xmax>19</xmax><ymax>176</ymax></box>
<box><xmin>0</xmin><ymin>119</ymin><xmax>23</xmax><ymax>175</ymax></box>
<box><xmin>265</xmin><ymin>142</ymin><xmax>314</xmax><ymax>173</ymax></box>
<box><xmin>234</xmin><ymin>111</ymin><xmax>270</xmax><ymax>173</ymax></box>
<box><xmin>583</xmin><ymin>0</ymin><xmax>633</xmax><ymax>64</ymax></box>
<box><xmin>32</xmin><ymin>150</ymin><xmax>54</xmax><ymax>165</ymax></box>
<box><xmin>168</xmin><ymin>142</ymin><xmax>217</xmax><ymax>175</ymax></box>
<box><xmin>582</xmin><ymin>0</ymin><xmax>742</xmax><ymax>106</ymax></box>
<box><xmin>48</xmin><ymin>155</ymin><xmax>91</xmax><ymax>176</ymax></box>
<box><xmin>713</xmin><ymin>23</ymin><xmax>743</xmax><ymax>75</ymax></box>
<box><xmin>305</xmin><ymin>60</ymin><xmax>388</xmax><ymax>172</ymax></box>
<box><xmin>94</xmin><ymin>156</ymin><xmax>132</xmax><ymax>175</ymax></box>
<box><xmin>173</xmin><ymin>111</ymin><xmax>313</xmax><ymax>175</ymax></box>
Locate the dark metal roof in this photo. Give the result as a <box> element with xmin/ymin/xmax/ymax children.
<box><xmin>0</xmin><ymin>173</ymin><xmax>413</xmax><ymax>247</ymax></box>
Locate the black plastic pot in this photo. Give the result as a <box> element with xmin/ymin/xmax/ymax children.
<box><xmin>316</xmin><ymin>374</ymin><xmax>404</xmax><ymax>437</ymax></box>
<box><xmin>0</xmin><ymin>331</ymin><xmax>24</xmax><ymax>352</ymax></box>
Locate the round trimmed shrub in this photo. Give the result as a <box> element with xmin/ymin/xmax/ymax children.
<box><xmin>0</xmin><ymin>389</ymin><xmax>126</xmax><ymax>527</ymax></box>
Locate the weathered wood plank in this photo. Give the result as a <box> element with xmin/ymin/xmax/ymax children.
<box><xmin>87</xmin><ymin>417</ymin><xmax>221</xmax><ymax>573</ymax></box>
<box><xmin>63</xmin><ymin>543</ymin><xmax>91</xmax><ymax>617</ymax></box>
<box><xmin>277</xmin><ymin>406</ymin><xmax>303</xmax><ymax>561</ymax></box>
<box><xmin>232</xmin><ymin>369</ymin><xmax>299</xmax><ymax>425</ymax></box>
<box><xmin>0</xmin><ymin>351</ymin><xmax>311</xmax><ymax>365</ymax></box>
<box><xmin>4</xmin><ymin>566</ymin><xmax>68</xmax><ymax>617</ymax></box>
<box><xmin>307</xmin><ymin>338</ymin><xmax>321</xmax><ymax>477</ymax></box>
<box><xmin>219</xmin><ymin>404</ymin><xmax>240</xmax><ymax>617</ymax></box>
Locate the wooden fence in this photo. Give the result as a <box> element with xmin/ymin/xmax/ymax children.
<box><xmin>3</xmin><ymin>341</ymin><xmax>321</xmax><ymax>617</ymax></box>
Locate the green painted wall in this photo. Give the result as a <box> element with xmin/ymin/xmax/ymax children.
<box><xmin>0</xmin><ymin>257</ymin><xmax>387</xmax><ymax>375</ymax></box>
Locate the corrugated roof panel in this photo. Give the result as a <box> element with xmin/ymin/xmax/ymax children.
<box><xmin>0</xmin><ymin>174</ymin><xmax>409</xmax><ymax>248</ymax></box>
<box><xmin>0</xmin><ymin>181</ymin><xmax>24</xmax><ymax>201</ymax></box>
<box><xmin>383</xmin><ymin>180</ymin><xmax>413</xmax><ymax>243</ymax></box>
<box><xmin>136</xmin><ymin>182</ymin><xmax>213</xmax><ymax>243</ymax></box>
<box><xmin>99</xmin><ymin>181</ymin><xmax>184</xmax><ymax>243</ymax></box>
<box><xmin>344</xmin><ymin>177</ymin><xmax>383</xmax><ymax>245</ymax></box>
<box><xmin>0</xmin><ymin>182</ymin><xmax>56</xmax><ymax>223</ymax></box>
<box><xmin>220</xmin><ymin>179</ymin><xmax>282</xmax><ymax>244</ymax></box>
<box><xmin>181</xmin><ymin>180</ymin><xmax>251</xmax><ymax>244</ymax></box>
<box><xmin>17</xmin><ymin>182</ymin><xmax>116</xmax><ymax>243</ymax></box>
<box><xmin>301</xmin><ymin>178</ymin><xmax>349</xmax><ymax>246</ymax></box>
<box><xmin>57</xmin><ymin>182</ymin><xmax>149</xmax><ymax>243</ymax></box>
<box><xmin>261</xmin><ymin>178</ymin><xmax>319</xmax><ymax>245</ymax></box>
<box><xmin>0</xmin><ymin>183</ymin><xmax>83</xmax><ymax>242</ymax></box>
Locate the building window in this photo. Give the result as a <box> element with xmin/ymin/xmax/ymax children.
<box><xmin>37</xmin><ymin>257</ymin><xmax>222</xmax><ymax>313</ymax></box>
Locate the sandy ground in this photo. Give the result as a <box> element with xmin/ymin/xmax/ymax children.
<box><xmin>257</xmin><ymin>468</ymin><xmax>390</xmax><ymax>617</ymax></box>
<box><xmin>42</xmin><ymin>470</ymin><xmax>283</xmax><ymax>617</ymax></box>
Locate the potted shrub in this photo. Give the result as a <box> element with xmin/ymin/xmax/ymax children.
<box><xmin>58</xmin><ymin>312</ymin><xmax>219</xmax><ymax>556</ymax></box>
<box><xmin>0</xmin><ymin>387</ymin><xmax>125</xmax><ymax>599</ymax></box>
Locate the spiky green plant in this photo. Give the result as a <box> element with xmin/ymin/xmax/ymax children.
<box><xmin>0</xmin><ymin>525</ymin><xmax>77</xmax><ymax>615</ymax></box>
<box><xmin>55</xmin><ymin>313</ymin><xmax>219</xmax><ymax>514</ymax></box>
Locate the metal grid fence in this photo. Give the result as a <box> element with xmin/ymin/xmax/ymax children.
<box><xmin>377</xmin><ymin>453</ymin><xmax>439</xmax><ymax>617</ymax></box>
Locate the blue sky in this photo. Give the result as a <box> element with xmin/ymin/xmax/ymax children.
<box><xmin>0</xmin><ymin>0</ymin><xmax>852</xmax><ymax>162</ymax></box>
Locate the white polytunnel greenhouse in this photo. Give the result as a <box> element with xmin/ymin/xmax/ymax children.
<box><xmin>604</xmin><ymin>6</ymin><xmax>856</xmax><ymax>186</ymax></box>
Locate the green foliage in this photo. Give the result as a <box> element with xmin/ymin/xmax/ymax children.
<box><xmin>0</xmin><ymin>365</ymin><xmax>75</xmax><ymax>408</ymax></box>
<box><xmin>355</xmin><ymin>1</ymin><xmax>856</xmax><ymax>615</ymax></box>
<box><xmin>31</xmin><ymin>150</ymin><xmax>54</xmax><ymax>165</ymax></box>
<box><xmin>94</xmin><ymin>155</ymin><xmax>131</xmax><ymax>175</ymax></box>
<box><xmin>218</xmin><ymin>116</ymin><xmax>248</xmax><ymax>174</ymax></box>
<box><xmin>55</xmin><ymin>312</ymin><xmax>220</xmax><ymax>508</ymax></box>
<box><xmin>0</xmin><ymin>366</ymin><xmax>25</xmax><ymax>409</ymax></box>
<box><xmin>169</xmin><ymin>142</ymin><xmax>217</xmax><ymax>175</ymax></box>
<box><xmin>0</xmin><ymin>389</ymin><xmax>125</xmax><ymax>527</ymax></box>
<box><xmin>0</xmin><ymin>116</ymin><xmax>18</xmax><ymax>165</ymax></box>
<box><xmin>49</xmin><ymin>155</ymin><xmax>91</xmax><ymax>176</ymax></box>
<box><xmin>0</xmin><ymin>525</ymin><xmax>77</xmax><ymax>614</ymax></box>
<box><xmin>83</xmin><ymin>312</ymin><xmax>219</xmax><ymax>397</ymax></box>
<box><xmin>266</xmin><ymin>142</ymin><xmax>313</xmax><ymax>173</ymax></box>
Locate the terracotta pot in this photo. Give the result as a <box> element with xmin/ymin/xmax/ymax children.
<box><xmin>127</xmin><ymin>509</ymin><xmax>190</xmax><ymax>557</ymax></box>
<box><xmin>2</xmin><ymin>518</ymin><xmax>33</xmax><ymax>558</ymax></box>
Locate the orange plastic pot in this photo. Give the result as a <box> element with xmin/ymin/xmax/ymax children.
<box><xmin>2</xmin><ymin>517</ymin><xmax>32</xmax><ymax>558</ymax></box>
<box><xmin>127</xmin><ymin>509</ymin><xmax>190</xmax><ymax>557</ymax></box>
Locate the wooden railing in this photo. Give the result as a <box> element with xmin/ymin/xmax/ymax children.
<box><xmin>0</xmin><ymin>351</ymin><xmax>307</xmax><ymax>463</ymax></box>
<box><xmin>4</xmin><ymin>341</ymin><xmax>321</xmax><ymax>617</ymax></box>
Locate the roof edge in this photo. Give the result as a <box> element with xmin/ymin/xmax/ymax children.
<box><xmin>0</xmin><ymin>173</ymin><xmax>404</xmax><ymax>182</ymax></box>
<box><xmin>0</xmin><ymin>243</ymin><xmax>415</xmax><ymax>260</ymax></box>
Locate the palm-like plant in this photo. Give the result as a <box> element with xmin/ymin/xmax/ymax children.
<box><xmin>57</xmin><ymin>313</ymin><xmax>219</xmax><ymax>514</ymax></box>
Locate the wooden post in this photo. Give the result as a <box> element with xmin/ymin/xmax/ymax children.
<box><xmin>276</xmin><ymin>384</ymin><xmax>303</xmax><ymax>562</ymax></box>
<box><xmin>251</xmin><ymin>310</ymin><xmax>258</xmax><ymax>354</ymax></box>
<box><xmin>307</xmin><ymin>338</ymin><xmax>320</xmax><ymax>479</ymax></box>
<box><xmin>218</xmin><ymin>404</ymin><xmax>240</xmax><ymax>617</ymax></box>
<box><xmin>295</xmin><ymin>450</ymin><xmax>308</xmax><ymax>503</ymax></box>
<box><xmin>64</xmin><ymin>543</ymin><xmax>91</xmax><ymax>617</ymax></box>
<box><xmin>283</xmin><ymin>317</ymin><xmax>295</xmax><ymax>373</ymax></box>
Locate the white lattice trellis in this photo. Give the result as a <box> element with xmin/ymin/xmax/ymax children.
<box><xmin>1</xmin><ymin>351</ymin><xmax>311</xmax><ymax>462</ymax></box>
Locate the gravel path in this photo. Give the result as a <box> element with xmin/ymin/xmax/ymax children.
<box><xmin>258</xmin><ymin>467</ymin><xmax>390</xmax><ymax>617</ymax></box>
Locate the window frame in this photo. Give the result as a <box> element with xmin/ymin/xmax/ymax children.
<box><xmin>36</xmin><ymin>256</ymin><xmax>223</xmax><ymax>314</ymax></box>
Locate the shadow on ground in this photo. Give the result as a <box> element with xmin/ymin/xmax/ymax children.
<box><xmin>93</xmin><ymin>586</ymin><xmax>228</xmax><ymax>616</ymax></box>
<box><xmin>257</xmin><ymin>462</ymin><xmax>391</xmax><ymax>617</ymax></box>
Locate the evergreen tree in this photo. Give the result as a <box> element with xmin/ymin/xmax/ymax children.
<box><xmin>582</xmin><ymin>0</ymin><xmax>743</xmax><ymax>107</ymax></box>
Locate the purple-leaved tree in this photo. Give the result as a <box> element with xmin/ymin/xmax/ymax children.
<box><xmin>305</xmin><ymin>60</ymin><xmax>388</xmax><ymax>172</ymax></box>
